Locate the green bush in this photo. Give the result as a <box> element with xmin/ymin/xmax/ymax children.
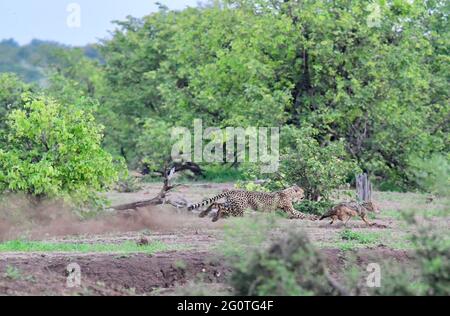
<box><xmin>0</xmin><ymin>96</ymin><xmax>122</xmax><ymax>207</ymax></box>
<box><xmin>0</xmin><ymin>73</ymin><xmax>34</xmax><ymax>131</ymax></box>
<box><xmin>279</xmin><ymin>126</ymin><xmax>360</xmax><ymax>201</ymax></box>
<box><xmin>293</xmin><ymin>200</ymin><xmax>334</xmax><ymax>216</ymax></box>
<box><xmin>218</xmin><ymin>214</ymin><xmax>279</xmax><ymax>269</ymax></box>
<box><xmin>136</xmin><ymin>118</ymin><xmax>174</xmax><ymax>173</ymax></box>
<box><xmin>201</xmin><ymin>164</ymin><xmax>245</xmax><ymax>183</ymax></box>
<box><xmin>408</xmin><ymin>153</ymin><xmax>450</xmax><ymax>197</ymax></box>
<box><xmin>372</xmin><ymin>216</ymin><xmax>450</xmax><ymax>296</ymax></box>
<box><xmin>230</xmin><ymin>230</ymin><xmax>342</xmax><ymax>296</ymax></box>
<box><xmin>242</xmin><ymin>125</ymin><xmax>360</xmax><ymax>201</ymax></box>
<box><xmin>409</xmin><ymin>220</ymin><xmax>450</xmax><ymax>295</ymax></box>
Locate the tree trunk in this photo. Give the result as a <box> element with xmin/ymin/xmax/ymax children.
<box><xmin>356</xmin><ymin>173</ymin><xmax>372</xmax><ymax>202</ymax></box>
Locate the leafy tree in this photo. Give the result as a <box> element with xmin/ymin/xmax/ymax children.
<box><xmin>407</xmin><ymin>153</ymin><xmax>450</xmax><ymax>197</ymax></box>
<box><xmin>136</xmin><ymin>117</ymin><xmax>204</xmax><ymax>178</ymax></box>
<box><xmin>136</xmin><ymin>118</ymin><xmax>174</xmax><ymax>174</ymax></box>
<box><xmin>0</xmin><ymin>96</ymin><xmax>121</xmax><ymax>206</ymax></box>
<box><xmin>100</xmin><ymin>5</ymin><xmax>296</xmax><ymax>164</ymax></box>
<box><xmin>2</xmin><ymin>1</ymin><xmax>447</xmax><ymax>191</ymax></box>
<box><xmin>243</xmin><ymin>125</ymin><xmax>360</xmax><ymax>202</ymax></box>
<box><xmin>0</xmin><ymin>73</ymin><xmax>35</xmax><ymax>131</ymax></box>
<box><xmin>98</xmin><ymin>0</ymin><xmax>448</xmax><ymax>189</ymax></box>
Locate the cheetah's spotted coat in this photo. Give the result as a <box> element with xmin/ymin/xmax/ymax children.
<box><xmin>188</xmin><ymin>186</ymin><xmax>317</xmax><ymax>222</ymax></box>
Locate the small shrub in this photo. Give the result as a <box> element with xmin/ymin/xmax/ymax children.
<box><xmin>201</xmin><ymin>164</ymin><xmax>245</xmax><ymax>183</ymax></box>
<box><xmin>235</xmin><ymin>180</ymin><xmax>270</xmax><ymax>192</ymax></box>
<box><xmin>230</xmin><ymin>230</ymin><xmax>345</xmax><ymax>296</ymax></box>
<box><xmin>409</xmin><ymin>221</ymin><xmax>450</xmax><ymax>295</ymax></box>
<box><xmin>371</xmin><ymin>261</ymin><xmax>423</xmax><ymax>296</ymax></box>
<box><xmin>294</xmin><ymin>200</ymin><xmax>334</xmax><ymax>216</ymax></box>
<box><xmin>279</xmin><ymin>125</ymin><xmax>360</xmax><ymax>201</ymax></box>
<box><xmin>241</xmin><ymin>125</ymin><xmax>360</xmax><ymax>202</ymax></box>
<box><xmin>370</xmin><ymin>215</ymin><xmax>450</xmax><ymax>296</ymax></box>
<box><xmin>218</xmin><ymin>214</ymin><xmax>279</xmax><ymax>269</ymax></box>
<box><xmin>4</xmin><ymin>265</ymin><xmax>22</xmax><ymax>280</ymax></box>
<box><xmin>408</xmin><ymin>153</ymin><xmax>450</xmax><ymax>197</ymax></box>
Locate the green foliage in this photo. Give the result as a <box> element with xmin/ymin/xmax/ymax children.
<box><xmin>4</xmin><ymin>265</ymin><xmax>23</xmax><ymax>280</ymax></box>
<box><xmin>100</xmin><ymin>0</ymin><xmax>448</xmax><ymax>188</ymax></box>
<box><xmin>0</xmin><ymin>240</ymin><xmax>173</xmax><ymax>254</ymax></box>
<box><xmin>242</xmin><ymin>125</ymin><xmax>360</xmax><ymax>201</ymax></box>
<box><xmin>294</xmin><ymin>200</ymin><xmax>334</xmax><ymax>216</ymax></box>
<box><xmin>280</xmin><ymin>126</ymin><xmax>360</xmax><ymax>200</ymax></box>
<box><xmin>2</xmin><ymin>0</ymin><xmax>448</xmax><ymax>191</ymax></box>
<box><xmin>408</xmin><ymin>153</ymin><xmax>450</xmax><ymax>197</ymax></box>
<box><xmin>339</xmin><ymin>229</ymin><xmax>379</xmax><ymax>244</ymax></box>
<box><xmin>236</xmin><ymin>181</ymin><xmax>270</xmax><ymax>194</ymax></box>
<box><xmin>200</xmin><ymin>164</ymin><xmax>245</xmax><ymax>183</ymax></box>
<box><xmin>408</xmin><ymin>219</ymin><xmax>450</xmax><ymax>295</ymax></box>
<box><xmin>136</xmin><ymin>118</ymin><xmax>174</xmax><ymax>172</ymax></box>
<box><xmin>0</xmin><ymin>96</ymin><xmax>122</xmax><ymax>206</ymax></box>
<box><xmin>372</xmin><ymin>215</ymin><xmax>450</xmax><ymax>296</ymax></box>
<box><xmin>0</xmin><ymin>73</ymin><xmax>34</xmax><ymax>131</ymax></box>
<box><xmin>230</xmin><ymin>230</ymin><xmax>338</xmax><ymax>296</ymax></box>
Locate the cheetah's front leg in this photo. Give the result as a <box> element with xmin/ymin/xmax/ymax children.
<box><xmin>282</xmin><ymin>204</ymin><xmax>306</xmax><ymax>219</ymax></box>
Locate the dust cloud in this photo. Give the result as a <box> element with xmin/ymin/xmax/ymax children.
<box><xmin>0</xmin><ymin>195</ymin><xmax>216</xmax><ymax>242</ymax></box>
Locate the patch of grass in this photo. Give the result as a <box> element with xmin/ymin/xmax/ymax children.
<box><xmin>337</xmin><ymin>242</ymin><xmax>358</xmax><ymax>251</ymax></box>
<box><xmin>316</xmin><ymin>229</ymin><xmax>383</xmax><ymax>251</ymax></box>
<box><xmin>340</xmin><ymin>229</ymin><xmax>380</xmax><ymax>244</ymax></box>
<box><xmin>168</xmin><ymin>282</ymin><xmax>233</xmax><ymax>296</ymax></box>
<box><xmin>0</xmin><ymin>240</ymin><xmax>177</xmax><ymax>254</ymax></box>
<box><xmin>316</xmin><ymin>241</ymin><xmax>376</xmax><ymax>251</ymax></box>
<box><xmin>381</xmin><ymin>205</ymin><xmax>449</xmax><ymax>220</ymax></box>
<box><xmin>380</xmin><ymin>209</ymin><xmax>404</xmax><ymax>219</ymax></box>
<box><xmin>173</xmin><ymin>259</ymin><xmax>187</xmax><ymax>270</ymax></box>
<box><xmin>4</xmin><ymin>265</ymin><xmax>22</xmax><ymax>280</ymax></box>
<box><xmin>3</xmin><ymin>265</ymin><xmax>35</xmax><ymax>282</ymax></box>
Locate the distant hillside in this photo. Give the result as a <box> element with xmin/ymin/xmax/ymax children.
<box><xmin>0</xmin><ymin>39</ymin><xmax>101</xmax><ymax>84</ymax></box>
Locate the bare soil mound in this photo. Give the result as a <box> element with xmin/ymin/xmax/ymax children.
<box><xmin>0</xmin><ymin>251</ymin><xmax>229</xmax><ymax>296</ymax></box>
<box><xmin>0</xmin><ymin>247</ymin><xmax>412</xmax><ymax>296</ymax></box>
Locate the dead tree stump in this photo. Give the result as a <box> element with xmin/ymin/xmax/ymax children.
<box><xmin>356</xmin><ymin>173</ymin><xmax>372</xmax><ymax>202</ymax></box>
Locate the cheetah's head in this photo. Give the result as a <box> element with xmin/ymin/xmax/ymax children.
<box><xmin>284</xmin><ymin>185</ymin><xmax>305</xmax><ymax>202</ymax></box>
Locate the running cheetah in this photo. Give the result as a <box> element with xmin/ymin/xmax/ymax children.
<box><xmin>188</xmin><ymin>186</ymin><xmax>317</xmax><ymax>222</ymax></box>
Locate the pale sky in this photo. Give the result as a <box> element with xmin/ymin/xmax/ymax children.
<box><xmin>0</xmin><ymin>0</ymin><xmax>199</xmax><ymax>46</ymax></box>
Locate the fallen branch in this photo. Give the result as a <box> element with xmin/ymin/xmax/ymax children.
<box><xmin>111</xmin><ymin>167</ymin><xmax>188</xmax><ymax>211</ymax></box>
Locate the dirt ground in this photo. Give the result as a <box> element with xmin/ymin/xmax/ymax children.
<box><xmin>0</xmin><ymin>183</ymin><xmax>448</xmax><ymax>295</ymax></box>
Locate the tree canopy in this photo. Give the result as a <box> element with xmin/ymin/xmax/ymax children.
<box><xmin>1</xmin><ymin>0</ymin><xmax>448</xmax><ymax>194</ymax></box>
